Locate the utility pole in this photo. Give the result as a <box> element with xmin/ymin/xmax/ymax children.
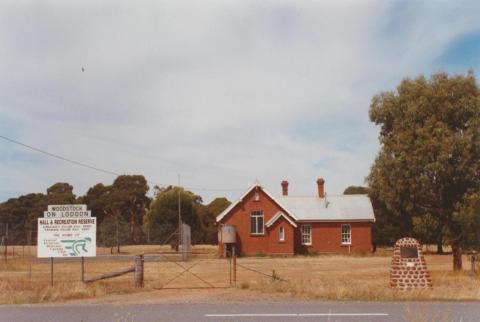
<box><xmin>178</xmin><ymin>174</ymin><xmax>182</xmax><ymax>252</ymax></box>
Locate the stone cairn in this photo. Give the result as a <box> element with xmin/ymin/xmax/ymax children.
<box><xmin>390</xmin><ymin>237</ymin><xmax>432</xmax><ymax>290</ymax></box>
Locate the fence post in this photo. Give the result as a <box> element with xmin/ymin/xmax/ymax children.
<box><xmin>232</xmin><ymin>246</ymin><xmax>236</xmax><ymax>287</ymax></box>
<box><xmin>229</xmin><ymin>253</ymin><xmax>232</xmax><ymax>286</ymax></box>
<box><xmin>133</xmin><ymin>255</ymin><xmax>144</xmax><ymax>288</ymax></box>
<box><xmin>4</xmin><ymin>223</ymin><xmax>8</xmax><ymax>263</ymax></box>
<box><xmin>471</xmin><ymin>252</ymin><xmax>478</xmax><ymax>277</ymax></box>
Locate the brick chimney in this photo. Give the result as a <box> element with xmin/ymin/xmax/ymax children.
<box><xmin>316</xmin><ymin>178</ymin><xmax>325</xmax><ymax>198</ymax></box>
<box><xmin>281</xmin><ymin>180</ymin><xmax>289</xmax><ymax>196</ymax></box>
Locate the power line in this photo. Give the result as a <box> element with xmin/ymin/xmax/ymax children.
<box><xmin>0</xmin><ymin>134</ymin><xmax>244</xmax><ymax>192</ymax></box>
<box><xmin>0</xmin><ymin>135</ymin><xmax>120</xmax><ymax>176</ymax></box>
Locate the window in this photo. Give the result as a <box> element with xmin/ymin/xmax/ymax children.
<box><xmin>341</xmin><ymin>224</ymin><xmax>351</xmax><ymax>244</ymax></box>
<box><xmin>279</xmin><ymin>226</ymin><xmax>285</xmax><ymax>241</ymax></box>
<box><xmin>254</xmin><ymin>192</ymin><xmax>260</xmax><ymax>201</ymax></box>
<box><xmin>250</xmin><ymin>211</ymin><xmax>264</xmax><ymax>234</ymax></box>
<box><xmin>301</xmin><ymin>225</ymin><xmax>311</xmax><ymax>245</ymax></box>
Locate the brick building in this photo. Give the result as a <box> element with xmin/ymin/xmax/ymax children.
<box><xmin>216</xmin><ymin>179</ymin><xmax>375</xmax><ymax>256</ymax></box>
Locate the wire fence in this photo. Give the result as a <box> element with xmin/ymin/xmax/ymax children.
<box><xmin>0</xmin><ymin>244</ymin><xmax>288</xmax><ymax>292</ymax></box>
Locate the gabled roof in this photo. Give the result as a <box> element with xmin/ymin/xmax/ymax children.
<box><xmin>265</xmin><ymin>211</ymin><xmax>297</xmax><ymax>228</ymax></box>
<box><xmin>216</xmin><ymin>183</ymin><xmax>297</xmax><ymax>222</ymax></box>
<box><xmin>216</xmin><ymin>182</ymin><xmax>375</xmax><ymax>223</ymax></box>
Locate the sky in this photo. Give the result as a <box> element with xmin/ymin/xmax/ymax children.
<box><xmin>1</xmin><ymin>0</ymin><xmax>480</xmax><ymax>203</ymax></box>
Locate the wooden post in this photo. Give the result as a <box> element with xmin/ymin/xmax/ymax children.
<box><xmin>50</xmin><ymin>257</ymin><xmax>54</xmax><ymax>287</ymax></box>
<box><xmin>4</xmin><ymin>223</ymin><xmax>8</xmax><ymax>263</ymax></box>
<box><xmin>229</xmin><ymin>251</ymin><xmax>232</xmax><ymax>286</ymax></box>
<box><xmin>232</xmin><ymin>245</ymin><xmax>236</xmax><ymax>286</ymax></box>
<box><xmin>133</xmin><ymin>255</ymin><xmax>144</xmax><ymax>288</ymax></box>
<box><xmin>81</xmin><ymin>257</ymin><xmax>85</xmax><ymax>282</ymax></box>
<box><xmin>116</xmin><ymin>219</ymin><xmax>119</xmax><ymax>254</ymax></box>
<box><xmin>471</xmin><ymin>252</ymin><xmax>477</xmax><ymax>277</ymax></box>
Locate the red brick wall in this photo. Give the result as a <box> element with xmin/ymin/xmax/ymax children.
<box><xmin>218</xmin><ymin>188</ymin><xmax>295</xmax><ymax>256</ymax></box>
<box><xmin>218</xmin><ymin>187</ymin><xmax>373</xmax><ymax>255</ymax></box>
<box><xmin>296</xmin><ymin>222</ymin><xmax>372</xmax><ymax>254</ymax></box>
<box><xmin>266</xmin><ymin>216</ymin><xmax>295</xmax><ymax>255</ymax></box>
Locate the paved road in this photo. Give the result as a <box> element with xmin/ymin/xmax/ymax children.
<box><xmin>0</xmin><ymin>301</ymin><xmax>478</xmax><ymax>322</ymax></box>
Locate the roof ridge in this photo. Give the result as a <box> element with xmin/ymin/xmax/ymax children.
<box><xmin>276</xmin><ymin>194</ymin><xmax>368</xmax><ymax>198</ymax></box>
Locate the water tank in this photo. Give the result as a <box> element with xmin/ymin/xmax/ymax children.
<box><xmin>221</xmin><ymin>225</ymin><xmax>236</xmax><ymax>244</ymax></box>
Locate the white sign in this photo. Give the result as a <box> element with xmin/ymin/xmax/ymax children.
<box><xmin>44</xmin><ymin>204</ymin><xmax>91</xmax><ymax>218</ymax></box>
<box><xmin>37</xmin><ymin>205</ymin><xmax>96</xmax><ymax>258</ymax></box>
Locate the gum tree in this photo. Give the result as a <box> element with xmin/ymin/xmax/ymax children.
<box><xmin>367</xmin><ymin>71</ymin><xmax>480</xmax><ymax>271</ymax></box>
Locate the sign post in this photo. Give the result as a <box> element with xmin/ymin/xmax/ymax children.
<box><xmin>81</xmin><ymin>256</ymin><xmax>85</xmax><ymax>282</ymax></box>
<box><xmin>37</xmin><ymin>205</ymin><xmax>96</xmax><ymax>286</ymax></box>
<box><xmin>50</xmin><ymin>257</ymin><xmax>54</xmax><ymax>287</ymax></box>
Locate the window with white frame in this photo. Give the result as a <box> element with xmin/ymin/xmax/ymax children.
<box><xmin>301</xmin><ymin>225</ymin><xmax>311</xmax><ymax>245</ymax></box>
<box><xmin>279</xmin><ymin>226</ymin><xmax>285</xmax><ymax>241</ymax></box>
<box><xmin>250</xmin><ymin>211</ymin><xmax>264</xmax><ymax>234</ymax></box>
<box><xmin>341</xmin><ymin>224</ymin><xmax>351</xmax><ymax>244</ymax></box>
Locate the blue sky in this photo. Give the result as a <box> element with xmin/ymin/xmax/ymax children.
<box><xmin>1</xmin><ymin>0</ymin><xmax>480</xmax><ymax>203</ymax></box>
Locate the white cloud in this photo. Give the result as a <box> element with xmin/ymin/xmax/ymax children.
<box><xmin>1</xmin><ymin>0</ymin><xmax>479</xmax><ymax>202</ymax></box>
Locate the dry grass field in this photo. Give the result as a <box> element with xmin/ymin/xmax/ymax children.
<box><xmin>0</xmin><ymin>245</ymin><xmax>479</xmax><ymax>304</ymax></box>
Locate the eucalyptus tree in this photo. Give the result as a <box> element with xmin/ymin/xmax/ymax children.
<box><xmin>367</xmin><ymin>71</ymin><xmax>480</xmax><ymax>270</ymax></box>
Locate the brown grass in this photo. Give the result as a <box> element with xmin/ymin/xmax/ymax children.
<box><xmin>242</xmin><ymin>254</ymin><xmax>480</xmax><ymax>301</ymax></box>
<box><xmin>1</xmin><ymin>245</ymin><xmax>479</xmax><ymax>304</ymax></box>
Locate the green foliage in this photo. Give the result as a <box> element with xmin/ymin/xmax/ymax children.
<box><xmin>0</xmin><ymin>182</ymin><xmax>78</xmax><ymax>245</ymax></box>
<box><xmin>144</xmin><ymin>186</ymin><xmax>203</xmax><ymax>244</ymax></box>
<box><xmin>367</xmin><ymin>71</ymin><xmax>480</xmax><ymax>270</ymax></box>
<box><xmin>302</xmin><ymin>248</ymin><xmax>319</xmax><ymax>256</ymax></box>
<box><xmin>454</xmin><ymin>194</ymin><xmax>480</xmax><ymax>251</ymax></box>
<box><xmin>83</xmin><ymin>175</ymin><xmax>150</xmax><ymax>243</ymax></box>
<box><xmin>343</xmin><ymin>186</ymin><xmax>400</xmax><ymax>246</ymax></box>
<box><xmin>81</xmin><ymin>183</ymin><xmax>111</xmax><ymax>223</ymax></box>
<box><xmin>343</xmin><ymin>186</ymin><xmax>369</xmax><ymax>195</ymax></box>
<box><xmin>255</xmin><ymin>251</ymin><xmax>267</xmax><ymax>257</ymax></box>
<box><xmin>46</xmin><ymin>183</ymin><xmax>75</xmax><ymax>204</ymax></box>
<box><xmin>98</xmin><ymin>215</ymin><xmax>130</xmax><ymax>253</ymax></box>
<box><xmin>196</xmin><ymin>197</ymin><xmax>231</xmax><ymax>244</ymax></box>
<box><xmin>1</xmin><ymin>177</ymin><xmax>230</xmax><ymax>248</ymax></box>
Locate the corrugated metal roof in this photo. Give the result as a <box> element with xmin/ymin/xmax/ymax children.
<box><xmin>275</xmin><ymin>194</ymin><xmax>375</xmax><ymax>222</ymax></box>
<box><xmin>216</xmin><ymin>182</ymin><xmax>375</xmax><ymax>223</ymax></box>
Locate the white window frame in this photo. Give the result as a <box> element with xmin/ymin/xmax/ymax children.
<box><xmin>301</xmin><ymin>225</ymin><xmax>311</xmax><ymax>245</ymax></box>
<box><xmin>341</xmin><ymin>224</ymin><xmax>351</xmax><ymax>245</ymax></box>
<box><xmin>279</xmin><ymin>226</ymin><xmax>285</xmax><ymax>242</ymax></box>
<box><xmin>250</xmin><ymin>211</ymin><xmax>264</xmax><ymax>235</ymax></box>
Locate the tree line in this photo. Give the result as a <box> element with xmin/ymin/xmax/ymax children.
<box><xmin>0</xmin><ymin>176</ymin><xmax>231</xmax><ymax>252</ymax></box>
